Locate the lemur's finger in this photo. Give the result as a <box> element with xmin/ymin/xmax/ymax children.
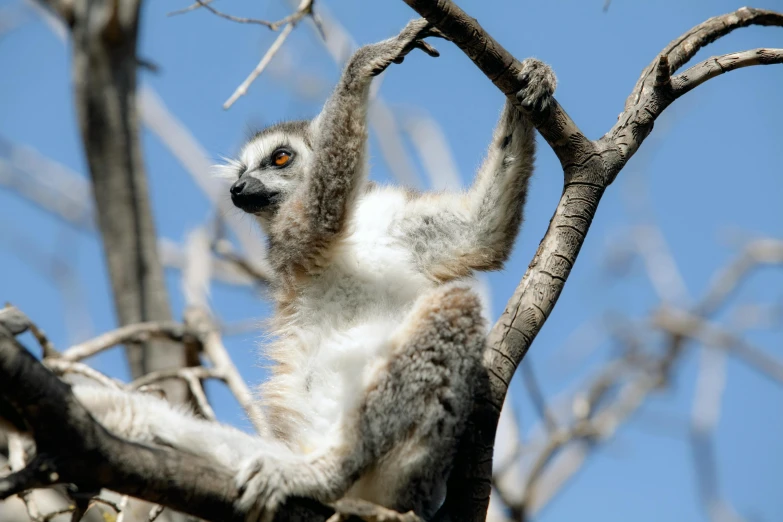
<box><xmin>415</xmin><ymin>40</ymin><xmax>440</xmax><ymax>57</ymax></box>
<box><xmin>424</xmin><ymin>26</ymin><xmax>450</xmax><ymax>40</ymax></box>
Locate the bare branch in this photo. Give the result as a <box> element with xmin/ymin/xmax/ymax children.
<box><xmin>148</xmin><ymin>504</ymin><xmax>165</xmax><ymax>522</ymax></box>
<box><xmin>167</xmin><ymin>0</ymin><xmax>213</xmax><ymax>17</ymax></box>
<box><xmin>609</xmin><ymin>10</ymin><xmax>783</xmax><ymax>170</ymax></box>
<box><xmin>212</xmin><ymin>238</ymin><xmax>274</xmax><ymax>286</ymax></box>
<box><xmin>672</xmin><ymin>48</ymin><xmax>783</xmax><ymax>97</ymax></box>
<box><xmin>60</xmin><ymin>322</ymin><xmax>198</xmax><ymax>363</ymax></box>
<box><xmin>0</xmin><ymin>328</ymin><xmax>372</xmax><ymax>522</ymax></box>
<box><xmin>63</xmin><ymin>0</ymin><xmax>196</xmax><ymax>400</ymax></box>
<box><xmin>689</xmin><ymin>347</ymin><xmax>741</xmax><ymax>522</ymax></box>
<box><xmin>182</xmin><ymin>372</ymin><xmax>217</xmax><ymax>422</ymax></box>
<box><xmin>184</xmin><ymin>307</ymin><xmax>268</xmax><ymax>435</ymax></box>
<box><xmin>223</xmin><ymin>23</ymin><xmax>295</xmax><ymax>109</ymax></box>
<box><xmin>398</xmin><ymin>3</ymin><xmax>782</xmax><ymax>518</ymax></box>
<box><xmin>630</xmin><ymin>224</ymin><xmax>690</xmax><ymax>305</ymax></box>
<box><xmin>185</xmin><ymin>0</ymin><xmax>316</xmax><ymax>32</ymax></box>
<box><xmin>128</xmin><ymin>366</ymin><xmax>222</xmax><ymax>390</ymax></box>
<box><xmin>626</xmin><ymin>7</ymin><xmax>783</xmax><ymax>109</ymax></box>
<box><xmin>520</xmin><ymin>361</ymin><xmax>557</xmax><ymax>433</ymax></box>
<box><xmin>0</xmin><ymin>330</ymin><xmax>242</xmax><ymax>521</ymax></box>
<box><xmin>45</xmin><ymin>359</ymin><xmax>124</xmax><ymax>389</ymax></box>
<box><xmin>0</xmin><ymin>305</ymin><xmax>58</xmax><ymax>359</ymax></box>
<box><xmin>159</xmin><ymin>238</ymin><xmax>261</xmax><ymax>288</ymax></box>
<box><xmin>223</xmin><ymin>0</ymin><xmax>317</xmax><ymax>109</ymax></box>
<box><xmin>192</xmin><ymin>0</ymin><xmax>280</xmax><ymax>29</ymax></box>
<box><xmin>0</xmin><ymin>137</ymin><xmax>94</xmax><ymax>232</ymax></box>
<box><xmin>652</xmin><ymin>308</ymin><xmax>783</xmax><ymax>383</ymax></box>
<box><xmin>698</xmin><ymin>239</ymin><xmax>783</xmax><ymax>315</ymax></box>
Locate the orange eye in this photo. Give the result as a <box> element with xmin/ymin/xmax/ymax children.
<box><xmin>273</xmin><ymin>150</ymin><xmax>291</xmax><ymax>167</ymax></box>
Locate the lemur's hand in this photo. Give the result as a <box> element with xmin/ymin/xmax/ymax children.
<box><xmin>389</xmin><ymin>18</ymin><xmax>444</xmax><ymax>65</ymax></box>
<box><xmin>515</xmin><ymin>59</ymin><xmax>557</xmax><ymax>113</ymax></box>
<box><xmin>359</xmin><ymin>19</ymin><xmax>444</xmax><ymax>77</ymax></box>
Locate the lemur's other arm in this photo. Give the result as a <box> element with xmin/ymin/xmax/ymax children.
<box><xmin>401</xmin><ymin>59</ymin><xmax>556</xmax><ymax>281</ymax></box>
<box><xmin>268</xmin><ymin>20</ymin><xmax>441</xmax><ymax>276</ymax></box>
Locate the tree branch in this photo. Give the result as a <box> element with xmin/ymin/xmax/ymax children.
<box><xmin>672</xmin><ymin>48</ymin><xmax>783</xmax><ymax>97</ymax></box>
<box><xmin>0</xmin><ymin>323</ymin><xmax>403</xmax><ymax>522</ymax></box>
<box><xmin>399</xmin><ymin>2</ymin><xmax>783</xmax><ymax>520</ymax></box>
<box><xmin>0</xmin><ymin>329</ymin><xmax>244</xmax><ymax>522</ymax></box>
<box><xmin>69</xmin><ymin>0</ymin><xmax>194</xmax><ymax>397</ymax></box>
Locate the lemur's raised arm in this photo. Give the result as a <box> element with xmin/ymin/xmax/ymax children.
<box><xmin>230</xmin><ymin>20</ymin><xmax>442</xmax><ymax>279</ymax></box>
<box><xmin>10</xmin><ymin>19</ymin><xmax>557</xmax><ymax>522</ymax></box>
<box><xmin>400</xmin><ymin>59</ymin><xmax>556</xmax><ymax>281</ymax></box>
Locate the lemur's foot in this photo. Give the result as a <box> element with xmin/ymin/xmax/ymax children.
<box><xmin>368</xmin><ymin>19</ymin><xmax>444</xmax><ymax>76</ymax></box>
<box><xmin>515</xmin><ymin>58</ymin><xmax>557</xmax><ymax>113</ymax></box>
<box><xmin>236</xmin><ymin>453</ymin><xmax>291</xmax><ymax>522</ymax></box>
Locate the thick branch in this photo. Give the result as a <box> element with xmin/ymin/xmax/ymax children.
<box><xmin>0</xmin><ymin>330</ymin><xmax>242</xmax><ymax>521</ymax></box>
<box><xmin>70</xmin><ymin>0</ymin><xmax>193</xmax><ymax>394</ymax></box>
<box><xmin>0</xmin><ymin>330</ymin><xmax>361</xmax><ymax>522</ymax></box>
<box><xmin>60</xmin><ymin>322</ymin><xmax>199</xmax><ymax>362</ymax></box>
<box><xmin>400</xmin><ymin>0</ymin><xmax>592</xmax><ymax>167</ymax></box>
<box><xmin>400</xmin><ymin>2</ymin><xmax>783</xmax><ymax>521</ymax></box>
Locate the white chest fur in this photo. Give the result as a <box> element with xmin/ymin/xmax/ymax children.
<box><xmin>273</xmin><ymin>187</ymin><xmax>434</xmax><ymax>450</ymax></box>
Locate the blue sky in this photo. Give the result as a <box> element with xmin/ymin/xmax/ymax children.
<box><xmin>1</xmin><ymin>1</ymin><xmax>782</xmax><ymax>521</ymax></box>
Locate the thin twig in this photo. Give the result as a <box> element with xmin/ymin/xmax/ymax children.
<box><xmin>190</xmin><ymin>0</ymin><xmax>313</xmax><ymax>31</ymax></box>
<box><xmin>222</xmin><ymin>0</ymin><xmax>318</xmax><ymax>109</ymax></box>
<box><xmin>45</xmin><ymin>359</ymin><xmax>124</xmax><ymax>389</ymax></box>
<box><xmin>213</xmin><ymin>238</ymin><xmax>274</xmax><ymax>286</ymax></box>
<box><xmin>129</xmin><ymin>366</ymin><xmax>223</xmax><ymax>390</ymax></box>
<box><xmin>520</xmin><ymin>360</ymin><xmax>557</xmax><ymax>433</ymax></box>
<box><xmin>60</xmin><ymin>322</ymin><xmax>198</xmax><ymax>362</ymax></box>
<box><xmin>223</xmin><ymin>22</ymin><xmax>295</xmax><ymax>109</ymax></box>
<box><xmin>184</xmin><ymin>307</ymin><xmax>268</xmax><ymax>435</ymax></box>
<box><xmin>193</xmin><ymin>0</ymin><xmax>278</xmax><ymax>28</ymax></box>
<box><xmin>167</xmin><ymin>0</ymin><xmax>213</xmax><ymax>17</ymax></box>
<box><xmin>652</xmin><ymin>308</ymin><xmax>783</xmax><ymax>383</ymax></box>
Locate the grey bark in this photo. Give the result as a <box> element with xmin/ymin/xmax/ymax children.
<box><xmin>65</xmin><ymin>0</ymin><xmax>192</xmax><ymax>400</ymax></box>
<box><xmin>399</xmin><ymin>2</ymin><xmax>783</xmax><ymax>521</ymax></box>
<box><xmin>0</xmin><ymin>329</ymin><xmax>245</xmax><ymax>522</ymax></box>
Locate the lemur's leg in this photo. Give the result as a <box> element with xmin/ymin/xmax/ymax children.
<box><xmin>71</xmin><ymin>385</ymin><xmax>272</xmax><ymax>471</ymax></box>
<box><xmin>400</xmin><ymin>59</ymin><xmax>556</xmax><ymax>281</ymax></box>
<box><xmin>268</xmin><ymin>19</ymin><xmax>441</xmax><ymax>277</ymax></box>
<box><xmin>235</xmin><ymin>283</ymin><xmax>486</xmax><ymax>520</ymax></box>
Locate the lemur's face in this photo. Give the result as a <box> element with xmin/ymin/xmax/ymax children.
<box><xmin>222</xmin><ymin>120</ymin><xmax>312</xmax><ymax>217</ymax></box>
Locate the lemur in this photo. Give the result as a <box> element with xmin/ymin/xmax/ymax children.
<box><xmin>46</xmin><ymin>19</ymin><xmax>555</xmax><ymax>521</ymax></box>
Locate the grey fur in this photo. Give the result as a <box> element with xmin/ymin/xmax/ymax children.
<box><xmin>60</xmin><ymin>20</ymin><xmax>555</xmax><ymax>522</ymax></box>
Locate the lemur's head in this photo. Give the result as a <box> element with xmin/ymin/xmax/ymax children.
<box><xmin>221</xmin><ymin>120</ymin><xmax>313</xmax><ymax>220</ymax></box>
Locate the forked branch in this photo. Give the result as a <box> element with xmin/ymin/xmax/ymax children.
<box><xmin>399</xmin><ymin>2</ymin><xmax>783</xmax><ymax>520</ymax></box>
